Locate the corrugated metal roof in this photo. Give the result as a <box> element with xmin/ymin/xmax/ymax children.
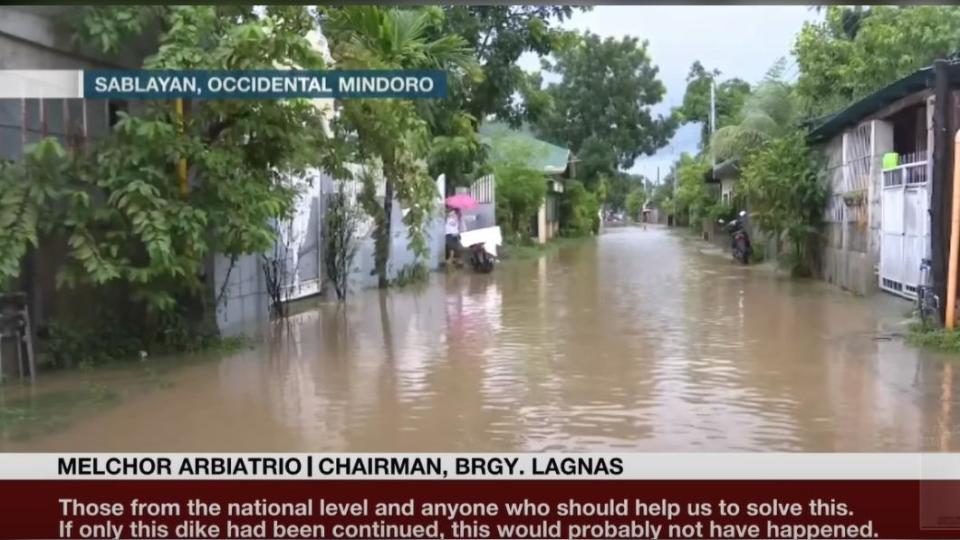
<box><xmin>705</xmin><ymin>158</ymin><xmax>740</xmax><ymax>183</ymax></box>
<box><xmin>479</xmin><ymin>121</ymin><xmax>572</xmax><ymax>174</ymax></box>
<box><xmin>807</xmin><ymin>61</ymin><xmax>960</xmax><ymax>143</ymax></box>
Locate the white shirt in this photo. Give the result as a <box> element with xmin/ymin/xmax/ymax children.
<box><xmin>446</xmin><ymin>214</ymin><xmax>461</xmax><ymax>235</ymax></box>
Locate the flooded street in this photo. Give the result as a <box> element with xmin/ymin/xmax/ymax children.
<box><xmin>3</xmin><ymin>226</ymin><xmax>960</xmax><ymax>451</ymax></box>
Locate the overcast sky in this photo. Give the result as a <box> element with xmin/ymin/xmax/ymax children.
<box><xmin>518</xmin><ymin>6</ymin><xmax>820</xmax><ymax>181</ymax></box>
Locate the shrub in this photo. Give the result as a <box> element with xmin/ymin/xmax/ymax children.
<box><xmin>739</xmin><ymin>130</ymin><xmax>826</xmax><ymax>276</ymax></box>
<box><xmin>323</xmin><ymin>183</ymin><xmax>362</xmax><ymax>302</ymax></box>
<box><xmin>560</xmin><ymin>180</ymin><xmax>600</xmax><ymax>236</ymax></box>
<box><xmin>495</xmin><ymin>162</ymin><xmax>547</xmax><ymax>241</ymax></box>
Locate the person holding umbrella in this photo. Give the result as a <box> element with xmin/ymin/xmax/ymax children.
<box><xmin>445</xmin><ymin>208</ymin><xmax>463</xmax><ymax>263</ymax></box>
<box><xmin>444</xmin><ymin>192</ymin><xmax>478</xmax><ymax>265</ymax></box>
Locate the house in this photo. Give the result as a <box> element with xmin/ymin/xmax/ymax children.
<box><xmin>807</xmin><ymin>60</ymin><xmax>960</xmax><ymax>298</ymax></box>
<box><xmin>705</xmin><ymin>158</ymin><xmax>741</xmax><ymax>207</ymax></box>
<box><xmin>479</xmin><ymin>122</ymin><xmax>576</xmax><ymax>244</ymax></box>
<box><xmin>0</xmin><ymin>8</ymin><xmax>447</xmax><ymax>338</ymax></box>
<box><xmin>0</xmin><ymin>7</ymin><xmax>150</xmax><ymax>349</ymax></box>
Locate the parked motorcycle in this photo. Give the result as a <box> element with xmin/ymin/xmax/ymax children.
<box><xmin>718</xmin><ymin>211</ymin><xmax>752</xmax><ymax>265</ymax></box>
<box><xmin>457</xmin><ymin>226</ymin><xmax>502</xmax><ymax>274</ymax></box>
<box><xmin>467</xmin><ymin>243</ymin><xmax>495</xmax><ymax>273</ymax></box>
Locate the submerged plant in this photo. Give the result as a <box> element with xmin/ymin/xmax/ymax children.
<box><xmin>323</xmin><ymin>182</ymin><xmax>363</xmax><ymax>302</ymax></box>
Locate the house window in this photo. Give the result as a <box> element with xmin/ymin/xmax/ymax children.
<box><xmin>24</xmin><ymin>99</ymin><xmax>41</xmax><ymax>146</ymax></box>
<box><xmin>45</xmin><ymin>99</ymin><xmax>66</xmax><ymax>139</ymax></box>
<box><xmin>86</xmin><ymin>101</ymin><xmax>108</xmax><ymax>139</ymax></box>
<box><xmin>889</xmin><ymin>103</ymin><xmax>927</xmax><ymax>164</ymax></box>
<box><xmin>0</xmin><ymin>99</ymin><xmax>21</xmax><ymax>161</ymax></box>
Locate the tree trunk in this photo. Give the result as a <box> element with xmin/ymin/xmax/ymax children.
<box><xmin>376</xmin><ymin>177</ymin><xmax>394</xmax><ymax>289</ymax></box>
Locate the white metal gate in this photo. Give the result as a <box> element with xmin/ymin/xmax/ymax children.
<box><xmin>879</xmin><ymin>160</ymin><xmax>929</xmax><ymax>298</ymax></box>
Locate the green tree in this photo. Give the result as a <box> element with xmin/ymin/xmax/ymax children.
<box><xmin>625</xmin><ymin>187</ymin><xmax>646</xmax><ymax>222</ymax></box>
<box><xmin>676</xmin><ymin>61</ymin><xmax>752</xmax><ymax>148</ymax></box>
<box><xmin>739</xmin><ymin>131</ymin><xmax>826</xmax><ymax>276</ymax></box>
<box><xmin>0</xmin><ymin>139</ymin><xmax>69</xmax><ymax>288</ymax></box>
<box><xmin>533</xmin><ymin>32</ymin><xmax>676</xmax><ymax>170</ymax></box>
<box><xmin>795</xmin><ymin>6</ymin><xmax>960</xmax><ymax>115</ymax></box>
<box><xmin>0</xmin><ymin>6</ymin><xmax>337</xmax><ymax>341</ymax></box>
<box><xmin>324</xmin><ymin>6</ymin><xmax>472</xmax><ymax>288</ymax></box>
<box><xmin>560</xmin><ymin>180</ymin><xmax>599</xmax><ymax>236</ymax></box>
<box><xmin>709</xmin><ymin>61</ymin><xmax>797</xmax><ymax>163</ymax></box>
<box><xmin>421</xmin><ymin>6</ymin><xmax>586</xmax><ymax>190</ymax></box>
<box><xmin>673</xmin><ymin>154</ymin><xmax>715</xmax><ymax>229</ymax></box>
<box><xmin>440</xmin><ymin>6</ymin><xmax>585</xmax><ymax>124</ymax></box>
<box><xmin>574</xmin><ymin>136</ymin><xmax>618</xmax><ymax>192</ymax></box>
<box><xmin>606</xmin><ymin>173</ymin><xmax>645</xmax><ymax>214</ymax></box>
<box><xmin>649</xmin><ymin>178</ymin><xmax>674</xmax><ymax>209</ymax></box>
<box><xmin>495</xmin><ymin>166</ymin><xmax>547</xmax><ymax>241</ymax></box>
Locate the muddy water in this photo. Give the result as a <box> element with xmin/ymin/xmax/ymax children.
<box><xmin>3</xmin><ymin>226</ymin><xmax>960</xmax><ymax>451</ymax></box>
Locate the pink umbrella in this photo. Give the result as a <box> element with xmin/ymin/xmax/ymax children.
<box><xmin>445</xmin><ymin>193</ymin><xmax>478</xmax><ymax>211</ymax></box>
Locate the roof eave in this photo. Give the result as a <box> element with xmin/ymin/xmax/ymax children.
<box><xmin>806</xmin><ymin>61</ymin><xmax>960</xmax><ymax>143</ymax></box>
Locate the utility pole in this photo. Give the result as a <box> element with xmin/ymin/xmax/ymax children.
<box><xmin>932</xmin><ymin>59</ymin><xmax>953</xmax><ymax>326</ymax></box>
<box><xmin>709</xmin><ymin>79</ymin><xmax>717</xmax><ymax>137</ymax></box>
<box><xmin>175</xmin><ymin>99</ymin><xmax>188</xmax><ymax>198</ymax></box>
<box><xmin>710</xmin><ymin>78</ymin><xmax>717</xmax><ymax>173</ymax></box>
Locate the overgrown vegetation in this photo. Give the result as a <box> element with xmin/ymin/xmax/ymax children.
<box><xmin>559</xmin><ymin>181</ymin><xmax>600</xmax><ymax>236</ymax></box>
<box><xmin>672</xmin><ymin>154</ymin><xmax>716</xmax><ymax>229</ymax></box>
<box><xmin>908</xmin><ymin>323</ymin><xmax>960</xmax><ymax>353</ymax></box>
<box><xmin>670</xmin><ymin>57</ymin><xmax>826</xmax><ymax>276</ymax></box>
<box><xmin>392</xmin><ymin>263</ymin><xmax>430</xmax><ymax>287</ymax></box>
<box><xmin>500</xmin><ymin>236</ymin><xmax>589</xmax><ymax>261</ymax></box>
<box><xmin>0</xmin><ymin>6</ymin><xmax>341</xmax><ymax>364</ymax></box>
<box><xmin>491</xmin><ymin>139</ymin><xmax>548</xmax><ymax>242</ymax></box>
<box><xmin>795</xmin><ymin>6</ymin><xmax>960</xmax><ymax>116</ymax></box>
<box><xmin>739</xmin><ymin>131</ymin><xmax>826</xmax><ymax>276</ymax></box>
<box><xmin>625</xmin><ymin>188</ymin><xmax>646</xmax><ymax>222</ymax></box>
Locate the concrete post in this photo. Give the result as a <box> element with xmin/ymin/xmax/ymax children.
<box><xmin>870</xmin><ymin>119</ymin><xmax>895</xmax><ymax>285</ymax></box>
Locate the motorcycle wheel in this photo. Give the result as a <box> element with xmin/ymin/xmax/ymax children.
<box><xmin>472</xmin><ymin>251</ymin><xmax>494</xmax><ymax>273</ymax></box>
<box><xmin>735</xmin><ymin>239</ymin><xmax>750</xmax><ymax>265</ymax></box>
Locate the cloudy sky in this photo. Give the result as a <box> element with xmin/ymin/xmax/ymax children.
<box><xmin>518</xmin><ymin>6</ymin><xmax>820</xmax><ymax>181</ymax></box>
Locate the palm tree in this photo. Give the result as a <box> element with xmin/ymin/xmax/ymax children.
<box><xmin>709</xmin><ymin>61</ymin><xmax>797</xmax><ymax>164</ymax></box>
<box><xmin>323</xmin><ymin>6</ymin><xmax>473</xmax><ymax>288</ymax></box>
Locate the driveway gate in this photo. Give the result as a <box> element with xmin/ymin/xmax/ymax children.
<box><xmin>879</xmin><ymin>160</ymin><xmax>929</xmax><ymax>299</ymax></box>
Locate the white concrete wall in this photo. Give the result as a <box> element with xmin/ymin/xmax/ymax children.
<box><xmin>720</xmin><ymin>179</ymin><xmax>736</xmax><ymax>205</ymax></box>
<box><xmin>0</xmin><ymin>7</ymin><xmax>150</xmax><ymax>69</ymax></box>
<box><xmin>215</xmin><ymin>169</ymin><xmax>447</xmax><ymax>335</ymax></box>
<box><xmin>818</xmin><ymin>120</ymin><xmax>894</xmax><ymax>296</ymax></box>
<box><xmin>869</xmin><ymin>120</ymin><xmax>894</xmax><ymax>268</ymax></box>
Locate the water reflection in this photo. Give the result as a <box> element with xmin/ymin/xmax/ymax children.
<box><xmin>3</xmin><ymin>226</ymin><xmax>960</xmax><ymax>451</ymax></box>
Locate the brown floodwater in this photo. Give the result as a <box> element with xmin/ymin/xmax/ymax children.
<box><xmin>2</xmin><ymin>226</ymin><xmax>959</xmax><ymax>451</ymax></box>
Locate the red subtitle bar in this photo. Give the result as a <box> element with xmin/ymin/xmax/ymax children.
<box><xmin>1</xmin><ymin>480</ymin><xmax>960</xmax><ymax>539</ymax></box>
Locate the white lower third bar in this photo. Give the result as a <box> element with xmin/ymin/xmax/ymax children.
<box><xmin>3</xmin><ymin>453</ymin><xmax>960</xmax><ymax>480</ymax></box>
<box><xmin>0</xmin><ymin>70</ymin><xmax>84</xmax><ymax>98</ymax></box>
